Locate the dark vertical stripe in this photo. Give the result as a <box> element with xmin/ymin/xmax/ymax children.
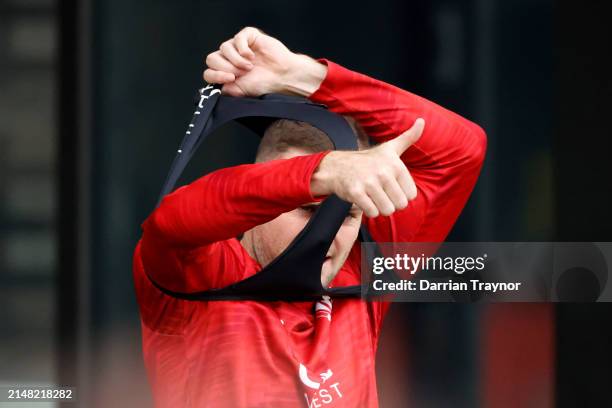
<box><xmin>57</xmin><ymin>0</ymin><xmax>80</xmax><ymax>403</ymax></box>
<box><xmin>555</xmin><ymin>1</ymin><xmax>612</xmax><ymax>406</ymax></box>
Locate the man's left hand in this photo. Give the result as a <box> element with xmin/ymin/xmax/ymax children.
<box><xmin>203</xmin><ymin>27</ymin><xmax>326</xmax><ymax>98</ymax></box>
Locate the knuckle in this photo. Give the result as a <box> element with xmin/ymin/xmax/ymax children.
<box><xmin>392</xmin><ymin>161</ymin><xmax>405</xmax><ymax>174</ymax></box>
<box><xmin>376</xmin><ymin>164</ymin><xmax>392</xmax><ymax>176</ymax></box>
<box><xmin>234</xmin><ymin>38</ymin><xmax>246</xmax><ymax>49</ymax></box>
<box><xmin>408</xmin><ymin>188</ymin><xmax>418</xmax><ymax>200</ymax></box>
<box><xmin>377</xmin><ymin>169</ymin><xmax>393</xmax><ymax>183</ymax></box>
<box><xmin>396</xmin><ymin>196</ymin><xmax>408</xmax><ymax>209</ymax></box>
<box><xmin>347</xmin><ymin>186</ymin><xmax>363</xmax><ymax>198</ymax></box>
<box><xmin>245</xmin><ymin>26</ymin><xmax>262</xmax><ymax>36</ymax></box>
<box><xmin>363</xmin><ymin>177</ymin><xmax>378</xmax><ymax>189</ymax></box>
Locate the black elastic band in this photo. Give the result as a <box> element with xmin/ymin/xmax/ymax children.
<box><xmin>149</xmin><ymin>85</ymin><xmax>392</xmax><ymax>301</ymax></box>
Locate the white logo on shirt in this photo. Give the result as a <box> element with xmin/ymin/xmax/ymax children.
<box><xmin>300</xmin><ymin>296</ymin><xmax>343</xmax><ymax>406</ymax></box>
<box><xmin>300</xmin><ymin>365</ymin><xmax>343</xmax><ymax>406</ymax></box>
<box><xmin>299</xmin><ymin>363</ymin><xmax>325</xmax><ymax>389</ymax></box>
<box><xmin>299</xmin><ymin>365</ymin><xmax>334</xmax><ymax>390</ymax></box>
<box><xmin>315</xmin><ymin>296</ymin><xmax>332</xmax><ymax>321</ymax></box>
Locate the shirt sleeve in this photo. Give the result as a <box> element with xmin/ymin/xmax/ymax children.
<box><xmin>310</xmin><ymin>59</ymin><xmax>487</xmax><ymax>325</ymax></box>
<box><xmin>310</xmin><ymin>59</ymin><xmax>487</xmax><ymax>243</ymax></box>
<box><xmin>138</xmin><ymin>151</ymin><xmax>330</xmax><ymax>292</ymax></box>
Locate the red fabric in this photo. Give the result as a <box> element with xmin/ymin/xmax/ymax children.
<box><xmin>132</xmin><ymin>60</ymin><xmax>486</xmax><ymax>407</ymax></box>
<box><xmin>481</xmin><ymin>304</ymin><xmax>555</xmax><ymax>408</ymax></box>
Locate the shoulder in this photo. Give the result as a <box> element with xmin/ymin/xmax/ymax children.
<box><xmin>132</xmin><ymin>238</ymin><xmax>255</xmax><ymax>333</ymax></box>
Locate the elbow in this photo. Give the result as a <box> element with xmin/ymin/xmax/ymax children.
<box><xmin>141</xmin><ymin>186</ymin><xmax>188</xmax><ymax>244</ymax></box>
<box><xmin>464</xmin><ymin>122</ymin><xmax>487</xmax><ymax>170</ymax></box>
<box><xmin>142</xmin><ymin>207</ymin><xmax>172</xmax><ymax>245</ymax></box>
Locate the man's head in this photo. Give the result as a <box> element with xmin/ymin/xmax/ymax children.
<box><xmin>241</xmin><ymin>118</ymin><xmax>369</xmax><ymax>287</ymax></box>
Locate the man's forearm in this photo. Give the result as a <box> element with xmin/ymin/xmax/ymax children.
<box><xmin>281</xmin><ymin>54</ymin><xmax>328</xmax><ymax>97</ymax></box>
<box><xmin>143</xmin><ymin>152</ymin><xmax>329</xmax><ymax>248</ymax></box>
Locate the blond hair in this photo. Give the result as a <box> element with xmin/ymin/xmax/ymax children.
<box><xmin>255</xmin><ymin>117</ymin><xmax>370</xmax><ymax>163</ymax></box>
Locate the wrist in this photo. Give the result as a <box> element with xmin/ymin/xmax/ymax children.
<box><xmin>310</xmin><ymin>151</ymin><xmax>337</xmax><ymax>197</ymax></box>
<box><xmin>282</xmin><ymin>54</ymin><xmax>327</xmax><ymax>97</ymax></box>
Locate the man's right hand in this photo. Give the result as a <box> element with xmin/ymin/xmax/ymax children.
<box><xmin>310</xmin><ymin>119</ymin><xmax>425</xmax><ymax>218</ymax></box>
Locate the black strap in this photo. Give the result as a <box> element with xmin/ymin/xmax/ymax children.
<box><xmin>157</xmin><ymin>85</ymin><xmax>222</xmax><ymax>206</ymax></box>
<box><xmin>148</xmin><ymin>85</ymin><xmax>392</xmax><ymax>301</ymax></box>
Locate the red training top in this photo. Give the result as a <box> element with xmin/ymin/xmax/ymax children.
<box><xmin>132</xmin><ymin>60</ymin><xmax>487</xmax><ymax>407</ymax></box>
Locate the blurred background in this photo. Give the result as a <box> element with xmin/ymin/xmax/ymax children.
<box><xmin>0</xmin><ymin>0</ymin><xmax>610</xmax><ymax>407</ymax></box>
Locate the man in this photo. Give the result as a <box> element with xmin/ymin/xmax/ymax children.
<box><xmin>133</xmin><ymin>27</ymin><xmax>486</xmax><ymax>407</ymax></box>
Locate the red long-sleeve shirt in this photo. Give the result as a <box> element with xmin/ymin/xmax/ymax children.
<box><xmin>132</xmin><ymin>60</ymin><xmax>486</xmax><ymax>407</ymax></box>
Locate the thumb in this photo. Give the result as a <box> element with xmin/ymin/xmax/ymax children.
<box><xmin>386</xmin><ymin>118</ymin><xmax>425</xmax><ymax>155</ymax></box>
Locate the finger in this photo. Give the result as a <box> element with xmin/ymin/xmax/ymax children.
<box><xmin>367</xmin><ymin>184</ymin><xmax>396</xmax><ymax>217</ymax></box>
<box><xmin>206</xmin><ymin>52</ymin><xmax>244</xmax><ymax>76</ymax></box>
<box><xmin>396</xmin><ymin>166</ymin><xmax>418</xmax><ymax>201</ymax></box>
<box><xmin>203</xmin><ymin>69</ymin><xmax>235</xmax><ymax>84</ymax></box>
<box><xmin>220</xmin><ymin>41</ymin><xmax>254</xmax><ymax>70</ymax></box>
<box><xmin>386</xmin><ymin>118</ymin><xmax>425</xmax><ymax>156</ymax></box>
<box><xmin>233</xmin><ymin>30</ymin><xmax>257</xmax><ymax>59</ymax></box>
<box><xmin>382</xmin><ymin>177</ymin><xmax>409</xmax><ymax>210</ymax></box>
<box><xmin>353</xmin><ymin>194</ymin><xmax>379</xmax><ymax>218</ymax></box>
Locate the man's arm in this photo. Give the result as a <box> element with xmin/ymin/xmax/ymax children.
<box><xmin>299</xmin><ymin>55</ymin><xmax>485</xmax><ymax>332</ymax></box>
<box><xmin>139</xmin><ymin>152</ymin><xmax>328</xmax><ymax>291</ymax></box>
<box><xmin>276</xmin><ymin>52</ymin><xmax>486</xmax><ymax>241</ymax></box>
<box><xmin>307</xmin><ymin>59</ymin><xmax>487</xmax><ymax>242</ymax></box>
<box><xmin>294</xmin><ymin>57</ymin><xmax>485</xmax><ymax>333</ymax></box>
